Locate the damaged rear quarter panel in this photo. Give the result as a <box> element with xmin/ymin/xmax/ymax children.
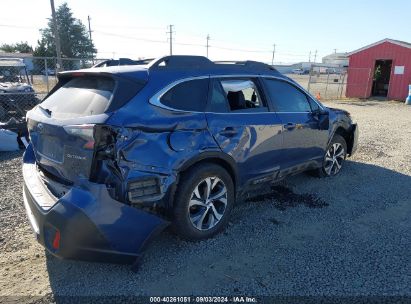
<box><xmin>101</xmin><ymin>74</ymin><xmax>221</xmax><ymax>206</ymax></box>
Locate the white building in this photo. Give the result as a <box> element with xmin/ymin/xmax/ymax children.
<box><xmin>322</xmin><ymin>53</ymin><xmax>349</xmax><ymax>67</ymax></box>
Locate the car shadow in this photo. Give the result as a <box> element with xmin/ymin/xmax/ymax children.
<box><xmin>44</xmin><ymin>160</ymin><xmax>411</xmax><ymax>298</ymax></box>
<box><xmin>0</xmin><ymin>150</ymin><xmax>23</xmax><ymax>162</ymax></box>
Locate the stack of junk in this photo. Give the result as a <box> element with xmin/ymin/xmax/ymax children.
<box><xmin>0</xmin><ymin>117</ymin><xmax>28</xmax><ymax>151</ymax></box>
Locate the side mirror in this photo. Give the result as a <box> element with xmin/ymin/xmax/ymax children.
<box><xmin>313</xmin><ymin>109</ymin><xmax>329</xmax><ymax>130</ymax></box>
<box><xmin>311</xmin><ymin>108</ymin><xmax>328</xmax><ymax>117</ymax></box>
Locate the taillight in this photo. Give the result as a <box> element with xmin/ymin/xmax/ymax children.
<box><xmin>63</xmin><ymin>124</ymin><xmax>95</xmax><ymax>150</ymax></box>
<box><xmin>52</xmin><ymin>229</ymin><xmax>61</xmax><ymax>250</ymax></box>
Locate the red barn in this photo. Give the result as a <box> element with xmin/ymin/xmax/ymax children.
<box><xmin>346</xmin><ymin>38</ymin><xmax>411</xmax><ymax>100</ymax></box>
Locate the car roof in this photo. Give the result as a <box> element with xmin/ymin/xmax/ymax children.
<box><xmin>59</xmin><ymin>55</ymin><xmax>289</xmax><ymax>82</ymax></box>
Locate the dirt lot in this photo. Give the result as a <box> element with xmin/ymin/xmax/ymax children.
<box><xmin>0</xmin><ymin>100</ymin><xmax>410</xmax><ymax>301</ymax></box>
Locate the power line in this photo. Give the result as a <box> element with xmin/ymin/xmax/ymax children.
<box><xmin>93</xmin><ymin>30</ymin><xmax>168</xmax><ymax>44</ymax></box>
<box><xmin>0</xmin><ymin>23</ymin><xmax>328</xmax><ymax>62</ymax></box>
<box><xmin>1</xmin><ymin>19</ymin><xmax>320</xmax><ymax>62</ymax></box>
<box><xmin>209</xmin><ymin>45</ymin><xmax>270</xmax><ymax>53</ymax></box>
<box><xmin>93</xmin><ymin>25</ymin><xmax>163</xmax><ymax>30</ymax></box>
<box><xmin>87</xmin><ymin>30</ymin><xmax>320</xmax><ymax>62</ymax></box>
<box><xmin>0</xmin><ymin>24</ymin><xmax>38</xmax><ymax>29</ymax></box>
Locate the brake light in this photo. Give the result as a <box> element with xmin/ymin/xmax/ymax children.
<box><xmin>63</xmin><ymin>124</ymin><xmax>95</xmax><ymax>150</ymax></box>
<box><xmin>52</xmin><ymin>230</ymin><xmax>61</xmax><ymax>250</ymax></box>
<box><xmin>71</xmin><ymin>72</ymin><xmax>85</xmax><ymax>77</ymax></box>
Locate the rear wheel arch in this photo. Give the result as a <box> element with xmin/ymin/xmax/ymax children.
<box><xmin>172</xmin><ymin>161</ymin><xmax>236</xmax><ymax>240</ymax></box>
<box><xmin>178</xmin><ymin>152</ymin><xmax>238</xmax><ymax>192</ymax></box>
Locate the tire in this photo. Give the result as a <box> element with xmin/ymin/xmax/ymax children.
<box><xmin>172</xmin><ymin>163</ymin><xmax>235</xmax><ymax>241</ymax></box>
<box><xmin>314</xmin><ymin>134</ymin><xmax>347</xmax><ymax>177</ymax></box>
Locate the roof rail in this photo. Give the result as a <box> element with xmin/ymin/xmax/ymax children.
<box><xmin>148</xmin><ymin>55</ymin><xmax>213</xmax><ymax>69</ymax></box>
<box><xmin>133</xmin><ymin>58</ymin><xmax>155</xmax><ymax>65</ymax></box>
<box><xmin>214</xmin><ymin>60</ymin><xmax>276</xmax><ymax>71</ymax></box>
<box><xmin>147</xmin><ymin>55</ymin><xmax>277</xmax><ymax>72</ymax></box>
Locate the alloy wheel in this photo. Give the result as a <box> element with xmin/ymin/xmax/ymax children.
<box><xmin>188</xmin><ymin>177</ymin><xmax>228</xmax><ymax>231</ymax></box>
<box><xmin>324</xmin><ymin>143</ymin><xmax>345</xmax><ymax>176</ymax></box>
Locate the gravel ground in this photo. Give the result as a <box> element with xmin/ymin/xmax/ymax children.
<box><xmin>0</xmin><ymin>100</ymin><xmax>410</xmax><ymax>301</ymax></box>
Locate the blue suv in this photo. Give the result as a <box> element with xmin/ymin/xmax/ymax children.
<box><xmin>23</xmin><ymin>56</ymin><xmax>358</xmax><ymax>264</ymax></box>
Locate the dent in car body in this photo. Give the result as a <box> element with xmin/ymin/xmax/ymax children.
<box><xmin>23</xmin><ymin>62</ymin><xmax>359</xmax><ymax>265</ymax></box>
<box><xmin>23</xmin><ymin>144</ymin><xmax>168</xmax><ymax>263</ymax></box>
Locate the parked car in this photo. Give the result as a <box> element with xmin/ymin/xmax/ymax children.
<box><xmin>92</xmin><ymin>58</ymin><xmax>154</xmax><ymax>68</ymax></box>
<box><xmin>41</xmin><ymin>68</ymin><xmax>56</xmax><ymax>76</ymax></box>
<box><xmin>0</xmin><ymin>58</ymin><xmax>38</xmax><ymax>120</ymax></box>
<box><xmin>292</xmin><ymin>68</ymin><xmax>305</xmax><ymax>75</ymax></box>
<box><xmin>23</xmin><ymin>55</ymin><xmax>358</xmax><ymax>264</ymax></box>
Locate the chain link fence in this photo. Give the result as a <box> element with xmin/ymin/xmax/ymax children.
<box><xmin>287</xmin><ymin>66</ymin><xmax>372</xmax><ymax>101</ymax></box>
<box><xmin>0</xmin><ymin>55</ymin><xmax>107</xmax><ymax>124</ymax></box>
<box><xmin>0</xmin><ymin>56</ymin><xmax>373</xmax><ymax>125</ymax></box>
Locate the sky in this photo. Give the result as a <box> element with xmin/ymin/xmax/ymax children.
<box><xmin>1</xmin><ymin>0</ymin><xmax>411</xmax><ymax>64</ymax></box>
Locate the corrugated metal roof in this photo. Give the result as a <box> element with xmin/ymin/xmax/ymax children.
<box><xmin>348</xmin><ymin>38</ymin><xmax>411</xmax><ymax>56</ymax></box>
<box><xmin>0</xmin><ymin>52</ymin><xmax>33</xmax><ymax>58</ymax></box>
<box><xmin>0</xmin><ymin>58</ymin><xmax>26</xmax><ymax>67</ymax></box>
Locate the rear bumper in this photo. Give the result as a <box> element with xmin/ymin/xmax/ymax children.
<box><xmin>22</xmin><ymin>144</ymin><xmax>169</xmax><ymax>264</ymax></box>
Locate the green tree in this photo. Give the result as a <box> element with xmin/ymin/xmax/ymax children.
<box><xmin>0</xmin><ymin>41</ymin><xmax>33</xmax><ymax>53</ymax></box>
<box><xmin>33</xmin><ymin>2</ymin><xmax>96</xmax><ymax>59</ymax></box>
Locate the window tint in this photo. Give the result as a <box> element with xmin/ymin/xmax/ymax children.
<box><xmin>41</xmin><ymin>76</ymin><xmax>115</xmax><ymax>118</ymax></box>
<box><xmin>208</xmin><ymin>80</ymin><xmax>230</xmax><ymax>112</ymax></box>
<box><xmin>212</xmin><ymin>78</ymin><xmax>266</xmax><ymax>112</ymax></box>
<box><xmin>308</xmin><ymin>97</ymin><xmax>321</xmax><ymax>111</ymax></box>
<box><xmin>264</xmin><ymin>79</ymin><xmax>311</xmax><ymax>112</ymax></box>
<box><xmin>161</xmin><ymin>79</ymin><xmax>209</xmax><ymax>112</ymax></box>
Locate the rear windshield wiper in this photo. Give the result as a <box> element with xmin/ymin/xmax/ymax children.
<box><xmin>38</xmin><ymin>105</ymin><xmax>52</xmax><ymax>117</ymax></box>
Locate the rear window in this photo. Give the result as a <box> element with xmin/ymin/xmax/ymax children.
<box><xmin>160</xmin><ymin>79</ymin><xmax>209</xmax><ymax>112</ymax></box>
<box><xmin>41</xmin><ymin>76</ymin><xmax>115</xmax><ymax>118</ymax></box>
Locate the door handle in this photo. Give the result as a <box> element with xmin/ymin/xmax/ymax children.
<box><xmin>284</xmin><ymin>122</ymin><xmax>296</xmax><ymax>130</ymax></box>
<box><xmin>219</xmin><ymin>127</ymin><xmax>238</xmax><ymax>137</ymax></box>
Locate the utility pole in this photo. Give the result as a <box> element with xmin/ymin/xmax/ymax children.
<box><xmin>313</xmin><ymin>50</ymin><xmax>318</xmax><ymax>63</ymax></box>
<box><xmin>87</xmin><ymin>15</ymin><xmax>93</xmax><ymax>42</ymax></box>
<box><xmin>206</xmin><ymin>34</ymin><xmax>210</xmax><ymax>58</ymax></box>
<box><xmin>271</xmin><ymin>44</ymin><xmax>276</xmax><ymax>65</ymax></box>
<box><xmin>87</xmin><ymin>15</ymin><xmax>94</xmax><ymax>64</ymax></box>
<box><xmin>309</xmin><ymin>51</ymin><xmax>311</xmax><ymax>62</ymax></box>
<box><xmin>167</xmin><ymin>25</ymin><xmax>174</xmax><ymax>55</ymax></box>
<box><xmin>50</xmin><ymin>0</ymin><xmax>62</xmax><ymax>71</ymax></box>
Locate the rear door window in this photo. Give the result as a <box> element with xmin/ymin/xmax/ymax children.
<box><xmin>40</xmin><ymin>76</ymin><xmax>115</xmax><ymax>118</ymax></box>
<box><xmin>160</xmin><ymin>78</ymin><xmax>209</xmax><ymax>112</ymax></box>
<box><xmin>208</xmin><ymin>78</ymin><xmax>267</xmax><ymax>113</ymax></box>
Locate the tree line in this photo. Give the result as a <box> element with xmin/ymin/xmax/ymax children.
<box><xmin>0</xmin><ymin>2</ymin><xmax>96</xmax><ymax>59</ymax></box>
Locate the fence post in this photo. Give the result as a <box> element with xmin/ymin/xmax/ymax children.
<box><xmin>307</xmin><ymin>66</ymin><xmax>313</xmax><ymax>93</ymax></box>
<box><xmin>44</xmin><ymin>58</ymin><xmax>49</xmax><ymax>93</ymax></box>
<box><xmin>339</xmin><ymin>72</ymin><xmax>346</xmax><ymax>99</ymax></box>
<box><xmin>324</xmin><ymin>71</ymin><xmax>330</xmax><ymax>99</ymax></box>
<box><xmin>336</xmin><ymin>73</ymin><xmax>342</xmax><ymax>99</ymax></box>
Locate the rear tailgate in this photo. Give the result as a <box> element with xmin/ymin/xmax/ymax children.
<box><xmin>26</xmin><ymin>73</ymin><xmax>146</xmax><ymax>183</ymax></box>
<box><xmin>27</xmin><ymin>116</ymin><xmax>101</xmax><ymax>183</ymax></box>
